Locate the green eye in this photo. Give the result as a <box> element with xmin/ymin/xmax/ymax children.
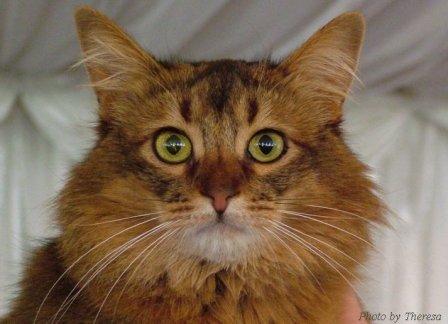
<box><xmin>248</xmin><ymin>131</ymin><xmax>284</xmax><ymax>163</ymax></box>
<box><xmin>155</xmin><ymin>130</ymin><xmax>192</xmax><ymax>164</ymax></box>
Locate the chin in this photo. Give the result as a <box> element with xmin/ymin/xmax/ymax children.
<box><xmin>179</xmin><ymin>217</ymin><xmax>263</xmax><ymax>264</ymax></box>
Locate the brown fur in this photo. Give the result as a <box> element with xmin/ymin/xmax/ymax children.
<box><xmin>2</xmin><ymin>7</ymin><xmax>385</xmax><ymax>323</ymax></box>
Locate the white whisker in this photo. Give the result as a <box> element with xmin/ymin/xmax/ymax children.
<box><xmin>278</xmin><ymin>210</ymin><xmax>377</xmax><ymax>250</ymax></box>
<box><xmin>34</xmin><ymin>214</ymin><xmax>164</xmax><ymax>323</ymax></box>
<box><xmin>77</xmin><ymin>211</ymin><xmax>163</xmax><ymax>226</ymax></box>
<box><xmin>94</xmin><ymin>226</ymin><xmax>180</xmax><ymax>323</ymax></box>
<box><xmin>52</xmin><ymin>221</ymin><xmax>172</xmax><ymax>323</ymax></box>
<box><xmin>281</xmin><ymin>214</ymin><xmax>353</xmax><ymax>220</ymax></box>
<box><xmin>270</xmin><ymin>219</ymin><xmax>370</xmax><ymax>273</ymax></box>
<box><xmin>263</xmin><ymin>227</ymin><xmax>324</xmax><ymax>292</ymax></box>
<box><xmin>304</xmin><ymin>204</ymin><xmax>381</xmax><ymax>229</ymax></box>
<box><xmin>270</xmin><ymin>223</ymin><xmax>366</xmax><ymax>305</ymax></box>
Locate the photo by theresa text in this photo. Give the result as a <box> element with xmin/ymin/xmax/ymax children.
<box><xmin>359</xmin><ymin>311</ymin><xmax>443</xmax><ymax>322</ymax></box>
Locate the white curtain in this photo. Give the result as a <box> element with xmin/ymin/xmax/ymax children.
<box><xmin>1</xmin><ymin>0</ymin><xmax>447</xmax><ymax>319</ymax></box>
<box><xmin>345</xmin><ymin>95</ymin><xmax>448</xmax><ymax>316</ymax></box>
<box><xmin>0</xmin><ymin>76</ymin><xmax>96</xmax><ymax>315</ymax></box>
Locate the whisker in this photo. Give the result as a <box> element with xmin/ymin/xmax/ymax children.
<box><xmin>274</xmin><ymin>224</ymin><xmax>360</xmax><ymax>281</ymax></box>
<box><xmin>94</xmin><ymin>226</ymin><xmax>180</xmax><ymax>323</ymax></box>
<box><xmin>278</xmin><ymin>210</ymin><xmax>377</xmax><ymax>251</ymax></box>
<box><xmin>276</xmin><ymin>200</ymin><xmax>380</xmax><ymax>227</ymax></box>
<box><xmin>273</xmin><ymin>198</ymin><xmax>386</xmax><ymax>218</ymax></box>
<box><xmin>270</xmin><ymin>223</ymin><xmax>366</xmax><ymax>305</ymax></box>
<box><xmin>272</xmin><ymin>223</ymin><xmax>360</xmax><ymax>282</ymax></box>
<box><xmin>34</xmin><ymin>214</ymin><xmax>165</xmax><ymax>323</ymax></box>
<box><xmin>52</xmin><ymin>221</ymin><xmax>172</xmax><ymax>323</ymax></box>
<box><xmin>76</xmin><ymin>211</ymin><xmax>164</xmax><ymax>226</ymax></box>
<box><xmin>111</xmin><ymin>224</ymin><xmax>182</xmax><ymax>321</ymax></box>
<box><xmin>270</xmin><ymin>219</ymin><xmax>370</xmax><ymax>273</ymax></box>
<box><xmin>262</xmin><ymin>227</ymin><xmax>324</xmax><ymax>293</ymax></box>
<box><xmin>304</xmin><ymin>204</ymin><xmax>381</xmax><ymax>229</ymax></box>
<box><xmin>275</xmin><ymin>202</ymin><xmax>374</xmax><ymax>222</ymax></box>
<box><xmin>56</xmin><ymin>222</ymin><xmax>172</xmax><ymax>323</ymax></box>
<box><xmin>281</xmin><ymin>213</ymin><xmax>354</xmax><ymax>220</ymax></box>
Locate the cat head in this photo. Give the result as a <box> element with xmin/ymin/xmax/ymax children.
<box><xmin>60</xmin><ymin>7</ymin><xmax>382</xmax><ymax>279</ymax></box>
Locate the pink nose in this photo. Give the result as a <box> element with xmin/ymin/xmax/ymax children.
<box><xmin>211</xmin><ymin>191</ymin><xmax>232</xmax><ymax>215</ymax></box>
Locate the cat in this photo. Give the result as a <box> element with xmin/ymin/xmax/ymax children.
<box><xmin>2</xmin><ymin>6</ymin><xmax>385</xmax><ymax>323</ymax></box>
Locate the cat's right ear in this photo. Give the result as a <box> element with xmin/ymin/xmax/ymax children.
<box><xmin>74</xmin><ymin>6</ymin><xmax>162</xmax><ymax>95</ymax></box>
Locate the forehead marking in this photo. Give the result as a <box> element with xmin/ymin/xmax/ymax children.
<box><xmin>180</xmin><ymin>99</ymin><xmax>191</xmax><ymax>123</ymax></box>
<box><xmin>247</xmin><ymin>99</ymin><xmax>258</xmax><ymax>125</ymax></box>
<box><xmin>207</xmin><ymin>73</ymin><xmax>233</xmax><ymax>113</ymax></box>
<box><xmin>187</xmin><ymin>61</ymin><xmax>257</xmax><ymax>114</ymax></box>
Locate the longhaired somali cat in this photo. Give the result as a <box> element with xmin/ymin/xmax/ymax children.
<box><xmin>2</xmin><ymin>6</ymin><xmax>385</xmax><ymax>323</ymax></box>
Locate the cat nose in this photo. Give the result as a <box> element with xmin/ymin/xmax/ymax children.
<box><xmin>203</xmin><ymin>190</ymin><xmax>236</xmax><ymax>217</ymax></box>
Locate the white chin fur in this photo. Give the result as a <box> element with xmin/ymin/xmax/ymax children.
<box><xmin>180</xmin><ymin>222</ymin><xmax>261</xmax><ymax>264</ymax></box>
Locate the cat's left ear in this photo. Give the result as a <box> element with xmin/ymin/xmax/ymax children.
<box><xmin>277</xmin><ymin>12</ymin><xmax>365</xmax><ymax>118</ymax></box>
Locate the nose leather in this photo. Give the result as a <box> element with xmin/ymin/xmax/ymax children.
<box><xmin>207</xmin><ymin>190</ymin><xmax>235</xmax><ymax>215</ymax></box>
<box><xmin>195</xmin><ymin>153</ymin><xmax>245</xmax><ymax>217</ymax></box>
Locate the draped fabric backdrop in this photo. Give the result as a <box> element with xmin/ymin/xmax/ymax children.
<box><xmin>1</xmin><ymin>0</ymin><xmax>447</xmax><ymax>319</ymax></box>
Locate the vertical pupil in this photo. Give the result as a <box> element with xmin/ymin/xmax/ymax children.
<box><xmin>165</xmin><ymin>135</ymin><xmax>183</xmax><ymax>155</ymax></box>
<box><xmin>258</xmin><ymin>135</ymin><xmax>274</xmax><ymax>154</ymax></box>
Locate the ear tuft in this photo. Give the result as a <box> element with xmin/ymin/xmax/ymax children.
<box><xmin>278</xmin><ymin>12</ymin><xmax>365</xmax><ymax>115</ymax></box>
<box><xmin>74</xmin><ymin>6</ymin><xmax>160</xmax><ymax>91</ymax></box>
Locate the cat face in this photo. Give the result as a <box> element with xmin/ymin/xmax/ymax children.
<box><xmin>60</xmin><ymin>8</ymin><xmax>383</xmax><ymax>280</ymax></box>
<box><xmin>114</xmin><ymin>60</ymin><xmax>338</xmax><ymax>263</ymax></box>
